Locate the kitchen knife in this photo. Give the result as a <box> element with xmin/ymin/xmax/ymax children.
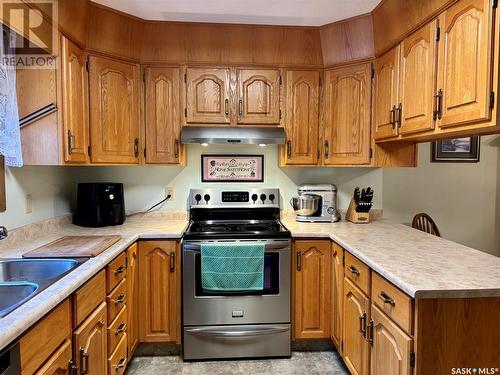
<box><xmin>353</xmin><ymin>187</ymin><xmax>360</xmax><ymax>203</ymax></box>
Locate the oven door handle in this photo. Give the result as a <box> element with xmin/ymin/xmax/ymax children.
<box><xmin>183</xmin><ymin>242</ymin><xmax>290</xmax><ymax>251</ymax></box>
<box><xmin>184</xmin><ymin>326</ymin><xmax>289</xmax><ymax>338</ymax></box>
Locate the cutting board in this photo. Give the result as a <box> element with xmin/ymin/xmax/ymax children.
<box><xmin>23</xmin><ymin>235</ymin><xmax>121</xmax><ymax>258</ymax></box>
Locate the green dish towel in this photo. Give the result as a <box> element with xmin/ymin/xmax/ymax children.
<box><xmin>201</xmin><ymin>242</ymin><xmax>265</xmax><ymax>292</ymax></box>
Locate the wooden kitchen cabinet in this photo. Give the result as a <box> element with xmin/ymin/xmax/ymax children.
<box><xmin>88</xmin><ymin>55</ymin><xmax>141</xmax><ymax>164</ymax></box>
<box><xmin>127</xmin><ymin>243</ymin><xmax>139</xmax><ymax>357</ymax></box>
<box><xmin>436</xmin><ymin>0</ymin><xmax>494</xmax><ymax>129</ymax></box>
<box><xmin>139</xmin><ymin>241</ymin><xmax>180</xmax><ymax>343</ymax></box>
<box><xmin>323</xmin><ymin>64</ymin><xmax>372</xmax><ymax>165</ymax></box>
<box><xmin>343</xmin><ymin>277</ymin><xmax>370</xmax><ymax>375</ymax></box>
<box><xmin>370</xmin><ymin>304</ymin><xmax>413</xmax><ymax>375</ymax></box>
<box><xmin>236</xmin><ymin>68</ymin><xmax>281</xmax><ymax>125</ymax></box>
<box><xmin>33</xmin><ymin>340</ymin><xmax>73</xmax><ymax>375</ymax></box>
<box><xmin>374</xmin><ymin>46</ymin><xmax>400</xmax><ymax>141</ymax></box>
<box><xmin>145</xmin><ymin>67</ymin><xmax>184</xmax><ymax>164</ymax></box>
<box><xmin>185</xmin><ymin>67</ymin><xmax>231</xmax><ymax>124</ymax></box>
<box><xmin>293</xmin><ymin>240</ymin><xmax>331</xmax><ymax>339</ymax></box>
<box><xmin>331</xmin><ymin>243</ymin><xmax>344</xmax><ymax>351</ymax></box>
<box><xmin>73</xmin><ymin>302</ymin><xmax>107</xmax><ymax>375</ymax></box>
<box><xmin>281</xmin><ymin>70</ymin><xmax>320</xmax><ymax>166</ymax></box>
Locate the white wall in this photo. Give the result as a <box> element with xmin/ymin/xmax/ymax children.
<box><xmin>383</xmin><ymin>136</ymin><xmax>500</xmax><ymax>256</ymax></box>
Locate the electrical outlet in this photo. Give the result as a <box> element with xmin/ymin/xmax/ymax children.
<box><xmin>25</xmin><ymin>194</ymin><xmax>32</xmax><ymax>214</ymax></box>
<box><xmin>165</xmin><ymin>187</ymin><xmax>174</xmax><ymax>201</ymax></box>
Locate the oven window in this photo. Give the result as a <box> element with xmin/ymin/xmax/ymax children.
<box><xmin>194</xmin><ymin>252</ymin><xmax>280</xmax><ymax>296</ymax></box>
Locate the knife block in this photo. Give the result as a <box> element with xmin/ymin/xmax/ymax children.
<box><xmin>345</xmin><ymin>199</ymin><xmax>370</xmax><ymax>224</ymax></box>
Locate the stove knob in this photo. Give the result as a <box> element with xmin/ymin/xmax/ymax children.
<box><xmin>204</xmin><ymin>194</ymin><xmax>211</xmax><ymax>204</ymax></box>
<box><xmin>251</xmin><ymin>194</ymin><xmax>258</xmax><ymax>203</ymax></box>
<box><xmin>269</xmin><ymin>194</ymin><xmax>275</xmax><ymax>203</ymax></box>
<box><xmin>260</xmin><ymin>194</ymin><xmax>267</xmax><ymax>203</ymax></box>
<box><xmin>195</xmin><ymin>194</ymin><xmax>202</xmax><ymax>204</ymax></box>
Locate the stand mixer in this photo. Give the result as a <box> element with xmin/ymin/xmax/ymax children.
<box><xmin>291</xmin><ymin>184</ymin><xmax>341</xmax><ymax>223</ymax></box>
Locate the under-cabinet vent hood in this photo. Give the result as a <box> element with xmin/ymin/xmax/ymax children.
<box><xmin>180</xmin><ymin>126</ymin><xmax>286</xmax><ymax>145</ymax></box>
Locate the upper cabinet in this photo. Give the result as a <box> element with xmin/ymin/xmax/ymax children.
<box><xmin>145</xmin><ymin>67</ymin><xmax>184</xmax><ymax>164</ymax></box>
<box><xmin>88</xmin><ymin>56</ymin><xmax>141</xmax><ymax>164</ymax></box>
<box><xmin>282</xmin><ymin>70</ymin><xmax>320</xmax><ymax>166</ymax></box>
<box><xmin>323</xmin><ymin>64</ymin><xmax>372</xmax><ymax>165</ymax></box>
<box><xmin>236</xmin><ymin>69</ymin><xmax>281</xmax><ymax>125</ymax></box>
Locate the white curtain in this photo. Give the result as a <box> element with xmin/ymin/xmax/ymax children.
<box><xmin>0</xmin><ymin>29</ymin><xmax>22</xmax><ymax>167</ymax></box>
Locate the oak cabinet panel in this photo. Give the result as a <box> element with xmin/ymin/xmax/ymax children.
<box><xmin>293</xmin><ymin>240</ymin><xmax>331</xmax><ymax>339</ymax></box>
<box><xmin>185</xmin><ymin>68</ymin><xmax>231</xmax><ymax>124</ymax></box>
<box><xmin>237</xmin><ymin>69</ymin><xmax>281</xmax><ymax>125</ymax></box>
<box><xmin>139</xmin><ymin>241</ymin><xmax>180</xmax><ymax>343</ymax></box>
<box><xmin>61</xmin><ymin>35</ymin><xmax>89</xmax><ymax>163</ymax></box>
<box><xmin>73</xmin><ymin>302</ymin><xmax>107</xmax><ymax>375</ymax></box>
<box><xmin>145</xmin><ymin>67</ymin><xmax>183</xmax><ymax>164</ymax></box>
<box><xmin>127</xmin><ymin>243</ymin><xmax>139</xmax><ymax>358</ymax></box>
<box><xmin>33</xmin><ymin>340</ymin><xmax>73</xmax><ymax>375</ymax></box>
<box><xmin>343</xmin><ymin>278</ymin><xmax>370</xmax><ymax>375</ymax></box>
<box><xmin>324</xmin><ymin>64</ymin><xmax>372</xmax><ymax>165</ymax></box>
<box><xmin>88</xmin><ymin>55</ymin><xmax>140</xmax><ymax>164</ymax></box>
<box><xmin>374</xmin><ymin>46</ymin><xmax>400</xmax><ymax>140</ymax></box>
<box><xmin>436</xmin><ymin>0</ymin><xmax>493</xmax><ymax>128</ymax></box>
<box><xmin>370</xmin><ymin>304</ymin><xmax>413</xmax><ymax>375</ymax></box>
<box><xmin>399</xmin><ymin>20</ymin><xmax>438</xmax><ymax>135</ymax></box>
<box><xmin>331</xmin><ymin>243</ymin><xmax>344</xmax><ymax>351</ymax></box>
<box><xmin>282</xmin><ymin>70</ymin><xmax>320</xmax><ymax>165</ymax></box>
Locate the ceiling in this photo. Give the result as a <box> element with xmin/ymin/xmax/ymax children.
<box><xmin>91</xmin><ymin>0</ymin><xmax>382</xmax><ymax>26</ymax></box>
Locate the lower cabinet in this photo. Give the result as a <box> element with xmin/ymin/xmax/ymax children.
<box><xmin>127</xmin><ymin>243</ymin><xmax>139</xmax><ymax>357</ymax></box>
<box><xmin>293</xmin><ymin>240</ymin><xmax>331</xmax><ymax>339</ymax></box>
<box><xmin>73</xmin><ymin>302</ymin><xmax>108</xmax><ymax>375</ymax></box>
<box><xmin>369</xmin><ymin>304</ymin><xmax>413</xmax><ymax>375</ymax></box>
<box><xmin>33</xmin><ymin>339</ymin><xmax>73</xmax><ymax>375</ymax></box>
<box><xmin>138</xmin><ymin>240</ymin><xmax>180</xmax><ymax>343</ymax></box>
<box><xmin>330</xmin><ymin>243</ymin><xmax>344</xmax><ymax>351</ymax></box>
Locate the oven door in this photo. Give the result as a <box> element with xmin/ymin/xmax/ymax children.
<box><xmin>182</xmin><ymin>239</ymin><xmax>290</xmax><ymax>326</ymax></box>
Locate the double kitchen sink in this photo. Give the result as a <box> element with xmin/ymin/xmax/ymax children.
<box><xmin>0</xmin><ymin>258</ymin><xmax>85</xmax><ymax>318</ymax></box>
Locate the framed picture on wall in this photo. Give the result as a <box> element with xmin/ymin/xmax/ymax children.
<box><xmin>431</xmin><ymin>137</ymin><xmax>480</xmax><ymax>163</ymax></box>
<box><xmin>201</xmin><ymin>155</ymin><xmax>264</xmax><ymax>182</ymax></box>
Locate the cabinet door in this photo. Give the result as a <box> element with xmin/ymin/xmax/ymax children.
<box><xmin>185</xmin><ymin>68</ymin><xmax>231</xmax><ymax>124</ymax></box>
<box><xmin>237</xmin><ymin>69</ymin><xmax>281</xmax><ymax>125</ymax></box>
<box><xmin>343</xmin><ymin>278</ymin><xmax>370</xmax><ymax>375</ymax></box>
<box><xmin>139</xmin><ymin>241</ymin><xmax>179</xmax><ymax>342</ymax></box>
<box><xmin>370</xmin><ymin>304</ymin><xmax>413</xmax><ymax>375</ymax></box>
<box><xmin>374</xmin><ymin>46</ymin><xmax>400</xmax><ymax>140</ymax></box>
<box><xmin>145</xmin><ymin>67</ymin><xmax>183</xmax><ymax>164</ymax></box>
<box><xmin>283</xmin><ymin>70</ymin><xmax>319</xmax><ymax>165</ymax></box>
<box><xmin>331</xmin><ymin>243</ymin><xmax>344</xmax><ymax>351</ymax></box>
<box><xmin>437</xmin><ymin>0</ymin><xmax>493</xmax><ymax>128</ymax></box>
<box><xmin>127</xmin><ymin>243</ymin><xmax>139</xmax><ymax>358</ymax></box>
<box><xmin>399</xmin><ymin>21</ymin><xmax>438</xmax><ymax>135</ymax></box>
<box><xmin>73</xmin><ymin>302</ymin><xmax>107</xmax><ymax>375</ymax></box>
<box><xmin>293</xmin><ymin>240</ymin><xmax>331</xmax><ymax>339</ymax></box>
<box><xmin>89</xmin><ymin>56</ymin><xmax>140</xmax><ymax>164</ymax></box>
<box><xmin>61</xmin><ymin>35</ymin><xmax>89</xmax><ymax>163</ymax></box>
<box><xmin>324</xmin><ymin>64</ymin><xmax>371</xmax><ymax>165</ymax></box>
<box><xmin>34</xmin><ymin>340</ymin><xmax>73</xmax><ymax>375</ymax></box>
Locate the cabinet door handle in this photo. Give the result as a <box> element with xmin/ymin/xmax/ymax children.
<box><xmin>114</xmin><ymin>265</ymin><xmax>125</xmax><ymax>275</ymax></box>
<box><xmin>114</xmin><ymin>357</ymin><xmax>126</xmax><ymax>371</ymax></box>
<box><xmin>79</xmin><ymin>348</ymin><xmax>89</xmax><ymax>374</ymax></box>
<box><xmin>434</xmin><ymin>89</ymin><xmax>443</xmax><ymax>120</ymax></box>
<box><xmin>67</xmin><ymin>130</ymin><xmax>75</xmax><ymax>155</ymax></box>
<box><xmin>68</xmin><ymin>360</ymin><xmax>77</xmax><ymax>375</ymax></box>
<box><xmin>396</xmin><ymin>103</ymin><xmax>403</xmax><ymax>128</ymax></box>
<box><xmin>170</xmin><ymin>252</ymin><xmax>175</xmax><ymax>272</ymax></box>
<box><xmin>379</xmin><ymin>291</ymin><xmax>396</xmax><ymax>306</ymax></box>
<box><xmin>115</xmin><ymin>322</ymin><xmax>127</xmax><ymax>335</ymax></box>
<box><xmin>239</xmin><ymin>99</ymin><xmax>243</xmax><ymax>116</ymax></box>
<box><xmin>348</xmin><ymin>265</ymin><xmax>360</xmax><ymax>276</ymax></box>
<box><xmin>296</xmin><ymin>251</ymin><xmax>301</xmax><ymax>271</ymax></box>
<box><xmin>324</xmin><ymin>140</ymin><xmax>329</xmax><ymax>159</ymax></box>
<box><xmin>359</xmin><ymin>312</ymin><xmax>367</xmax><ymax>338</ymax></box>
<box><xmin>390</xmin><ymin>106</ymin><xmax>396</xmax><ymax>129</ymax></box>
<box><xmin>113</xmin><ymin>294</ymin><xmax>125</xmax><ymax>305</ymax></box>
<box><xmin>287</xmin><ymin>140</ymin><xmax>292</xmax><ymax>158</ymax></box>
<box><xmin>174</xmin><ymin>139</ymin><xmax>179</xmax><ymax>158</ymax></box>
<box><xmin>367</xmin><ymin>319</ymin><xmax>374</xmax><ymax>346</ymax></box>
<box><xmin>134</xmin><ymin>138</ymin><xmax>139</xmax><ymax>157</ymax></box>
<box><xmin>224</xmin><ymin>98</ymin><xmax>229</xmax><ymax>116</ymax></box>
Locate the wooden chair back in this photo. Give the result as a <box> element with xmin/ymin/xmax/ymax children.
<box><xmin>412</xmin><ymin>213</ymin><xmax>441</xmax><ymax>237</ymax></box>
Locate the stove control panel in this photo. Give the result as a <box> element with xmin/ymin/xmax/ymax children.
<box><xmin>189</xmin><ymin>189</ymin><xmax>280</xmax><ymax>208</ymax></box>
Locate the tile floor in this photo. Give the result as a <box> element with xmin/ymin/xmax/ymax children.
<box><xmin>125</xmin><ymin>351</ymin><xmax>349</xmax><ymax>374</ymax></box>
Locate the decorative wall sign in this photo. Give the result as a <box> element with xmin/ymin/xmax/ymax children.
<box><xmin>201</xmin><ymin>155</ymin><xmax>264</xmax><ymax>182</ymax></box>
<box><xmin>432</xmin><ymin>137</ymin><xmax>480</xmax><ymax>163</ymax></box>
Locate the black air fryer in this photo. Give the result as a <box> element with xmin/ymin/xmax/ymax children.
<box><xmin>73</xmin><ymin>183</ymin><xmax>126</xmax><ymax>227</ymax></box>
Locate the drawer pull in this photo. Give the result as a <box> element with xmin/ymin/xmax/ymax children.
<box><xmin>115</xmin><ymin>322</ymin><xmax>127</xmax><ymax>335</ymax></box>
<box><xmin>114</xmin><ymin>265</ymin><xmax>125</xmax><ymax>275</ymax></box>
<box><xmin>114</xmin><ymin>357</ymin><xmax>126</xmax><ymax>371</ymax></box>
<box><xmin>79</xmin><ymin>348</ymin><xmax>89</xmax><ymax>374</ymax></box>
<box><xmin>359</xmin><ymin>312</ymin><xmax>367</xmax><ymax>338</ymax></box>
<box><xmin>379</xmin><ymin>291</ymin><xmax>396</xmax><ymax>306</ymax></box>
<box><xmin>113</xmin><ymin>294</ymin><xmax>125</xmax><ymax>305</ymax></box>
<box><xmin>348</xmin><ymin>265</ymin><xmax>360</xmax><ymax>276</ymax></box>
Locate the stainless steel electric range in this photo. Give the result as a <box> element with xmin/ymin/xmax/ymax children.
<box><xmin>182</xmin><ymin>188</ymin><xmax>291</xmax><ymax>361</ymax></box>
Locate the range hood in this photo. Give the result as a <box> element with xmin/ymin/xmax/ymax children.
<box><xmin>180</xmin><ymin>126</ymin><xmax>286</xmax><ymax>145</ymax></box>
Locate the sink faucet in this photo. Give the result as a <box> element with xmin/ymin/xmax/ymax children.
<box><xmin>0</xmin><ymin>226</ymin><xmax>8</xmax><ymax>240</ymax></box>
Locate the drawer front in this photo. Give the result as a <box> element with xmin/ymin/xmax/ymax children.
<box><xmin>106</xmin><ymin>252</ymin><xmax>127</xmax><ymax>293</ymax></box>
<box><xmin>344</xmin><ymin>252</ymin><xmax>370</xmax><ymax>295</ymax></box>
<box><xmin>107</xmin><ymin>278</ymin><xmax>127</xmax><ymax>323</ymax></box>
<box><xmin>108</xmin><ymin>306</ymin><xmax>128</xmax><ymax>356</ymax></box>
<box><xmin>108</xmin><ymin>333</ymin><xmax>128</xmax><ymax>375</ymax></box>
<box><xmin>371</xmin><ymin>272</ymin><xmax>413</xmax><ymax>334</ymax></box>
<box><xmin>74</xmin><ymin>270</ymin><xmax>106</xmax><ymax>327</ymax></box>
